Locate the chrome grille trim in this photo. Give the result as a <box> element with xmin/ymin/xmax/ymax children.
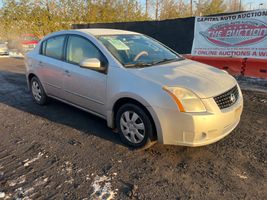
<box><xmin>214</xmin><ymin>85</ymin><xmax>239</xmax><ymax>109</ymax></box>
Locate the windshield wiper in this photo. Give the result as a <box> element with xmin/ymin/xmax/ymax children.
<box><xmin>124</xmin><ymin>58</ymin><xmax>184</xmax><ymax>68</ymax></box>
<box><xmin>124</xmin><ymin>62</ymin><xmax>153</xmax><ymax>68</ymax></box>
<box><xmin>152</xmin><ymin>58</ymin><xmax>183</xmax><ymax>65</ymax></box>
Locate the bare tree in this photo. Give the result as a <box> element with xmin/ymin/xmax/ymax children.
<box><xmin>228</xmin><ymin>0</ymin><xmax>241</xmax><ymax>12</ymax></box>
<box><xmin>149</xmin><ymin>0</ymin><xmax>162</xmax><ymax>20</ymax></box>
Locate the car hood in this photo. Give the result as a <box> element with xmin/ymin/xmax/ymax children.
<box><xmin>129</xmin><ymin>59</ymin><xmax>237</xmax><ymax>98</ymax></box>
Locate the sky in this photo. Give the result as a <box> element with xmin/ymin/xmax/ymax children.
<box><xmin>139</xmin><ymin>0</ymin><xmax>267</xmax><ymax>10</ymax></box>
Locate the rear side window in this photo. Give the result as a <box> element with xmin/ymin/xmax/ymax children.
<box><xmin>41</xmin><ymin>41</ymin><xmax>46</xmax><ymax>55</ymax></box>
<box><xmin>41</xmin><ymin>36</ymin><xmax>65</xmax><ymax>60</ymax></box>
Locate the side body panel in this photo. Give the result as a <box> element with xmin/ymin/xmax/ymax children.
<box><xmin>62</xmin><ymin>62</ymin><xmax>107</xmax><ymax>116</ymax></box>
<box><xmin>35</xmin><ymin>55</ymin><xmax>65</xmax><ymax>98</ymax></box>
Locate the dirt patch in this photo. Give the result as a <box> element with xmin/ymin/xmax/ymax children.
<box><xmin>0</xmin><ymin>58</ymin><xmax>266</xmax><ymax>199</ymax></box>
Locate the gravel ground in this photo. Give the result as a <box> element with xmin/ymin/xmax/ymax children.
<box><xmin>0</xmin><ymin>57</ymin><xmax>266</xmax><ymax>200</ymax></box>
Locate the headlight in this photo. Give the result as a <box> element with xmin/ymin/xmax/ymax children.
<box><xmin>163</xmin><ymin>86</ymin><xmax>206</xmax><ymax>113</ymax></box>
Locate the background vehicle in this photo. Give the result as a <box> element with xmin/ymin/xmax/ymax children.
<box><xmin>21</xmin><ymin>34</ymin><xmax>40</xmax><ymax>53</ymax></box>
<box><xmin>25</xmin><ymin>29</ymin><xmax>243</xmax><ymax>148</ymax></box>
<box><xmin>7</xmin><ymin>34</ymin><xmax>40</xmax><ymax>55</ymax></box>
<box><xmin>0</xmin><ymin>40</ymin><xmax>9</xmax><ymax>55</ymax></box>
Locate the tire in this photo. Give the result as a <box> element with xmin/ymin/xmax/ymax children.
<box><xmin>30</xmin><ymin>76</ymin><xmax>48</xmax><ymax>105</ymax></box>
<box><xmin>116</xmin><ymin>103</ymin><xmax>154</xmax><ymax>148</ymax></box>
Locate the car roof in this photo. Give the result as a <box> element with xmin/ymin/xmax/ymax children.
<box><xmin>75</xmin><ymin>28</ymin><xmax>140</xmax><ymax>36</ymax></box>
<box><xmin>43</xmin><ymin>29</ymin><xmax>141</xmax><ymax>41</ymax></box>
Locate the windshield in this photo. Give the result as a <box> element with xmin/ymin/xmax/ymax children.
<box><xmin>98</xmin><ymin>34</ymin><xmax>183</xmax><ymax>68</ymax></box>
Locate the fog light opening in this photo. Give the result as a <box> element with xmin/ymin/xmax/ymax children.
<box><xmin>202</xmin><ymin>132</ymin><xmax>207</xmax><ymax>139</ymax></box>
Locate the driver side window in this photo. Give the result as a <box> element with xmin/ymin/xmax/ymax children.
<box><xmin>66</xmin><ymin>35</ymin><xmax>107</xmax><ymax>66</ymax></box>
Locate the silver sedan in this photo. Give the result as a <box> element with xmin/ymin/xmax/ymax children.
<box><xmin>25</xmin><ymin>29</ymin><xmax>243</xmax><ymax>148</ymax></box>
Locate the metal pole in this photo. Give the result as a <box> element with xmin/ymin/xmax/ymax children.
<box><xmin>124</xmin><ymin>0</ymin><xmax>128</xmax><ymax>19</ymax></box>
<box><xmin>239</xmin><ymin>0</ymin><xmax>242</xmax><ymax>11</ymax></box>
<box><xmin>145</xmin><ymin>0</ymin><xmax>149</xmax><ymax>16</ymax></box>
<box><xmin>155</xmin><ymin>0</ymin><xmax>159</xmax><ymax>20</ymax></box>
<box><xmin>190</xmin><ymin>0</ymin><xmax>193</xmax><ymax>16</ymax></box>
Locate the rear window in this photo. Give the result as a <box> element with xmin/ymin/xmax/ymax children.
<box><xmin>41</xmin><ymin>36</ymin><xmax>65</xmax><ymax>60</ymax></box>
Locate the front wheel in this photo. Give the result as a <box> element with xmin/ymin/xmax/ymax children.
<box><xmin>116</xmin><ymin>103</ymin><xmax>154</xmax><ymax>148</ymax></box>
<box><xmin>30</xmin><ymin>76</ymin><xmax>48</xmax><ymax>105</ymax></box>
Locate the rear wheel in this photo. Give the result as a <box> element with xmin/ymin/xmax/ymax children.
<box><xmin>30</xmin><ymin>76</ymin><xmax>48</xmax><ymax>105</ymax></box>
<box><xmin>116</xmin><ymin>103</ymin><xmax>154</xmax><ymax>148</ymax></box>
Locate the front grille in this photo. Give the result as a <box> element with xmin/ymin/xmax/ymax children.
<box><xmin>214</xmin><ymin>85</ymin><xmax>239</xmax><ymax>109</ymax></box>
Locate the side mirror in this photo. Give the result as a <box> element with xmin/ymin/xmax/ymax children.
<box><xmin>79</xmin><ymin>58</ymin><xmax>106</xmax><ymax>72</ymax></box>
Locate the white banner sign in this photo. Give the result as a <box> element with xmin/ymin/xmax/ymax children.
<box><xmin>192</xmin><ymin>10</ymin><xmax>267</xmax><ymax>59</ymax></box>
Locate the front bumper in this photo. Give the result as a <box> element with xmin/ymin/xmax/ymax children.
<box><xmin>149</xmin><ymin>89</ymin><xmax>243</xmax><ymax>147</ymax></box>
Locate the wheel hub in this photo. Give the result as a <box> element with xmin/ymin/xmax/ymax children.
<box><xmin>32</xmin><ymin>81</ymin><xmax>42</xmax><ymax>102</ymax></box>
<box><xmin>120</xmin><ymin>111</ymin><xmax>145</xmax><ymax>144</ymax></box>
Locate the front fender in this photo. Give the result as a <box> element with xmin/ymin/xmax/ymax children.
<box><xmin>106</xmin><ymin>92</ymin><xmax>164</xmax><ymax>143</ymax></box>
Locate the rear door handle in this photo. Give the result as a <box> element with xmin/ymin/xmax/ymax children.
<box><xmin>39</xmin><ymin>61</ymin><xmax>44</xmax><ymax>66</ymax></box>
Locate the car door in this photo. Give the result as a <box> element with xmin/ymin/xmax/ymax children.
<box><xmin>62</xmin><ymin>35</ymin><xmax>108</xmax><ymax>116</ymax></box>
<box><xmin>37</xmin><ymin>35</ymin><xmax>66</xmax><ymax>97</ymax></box>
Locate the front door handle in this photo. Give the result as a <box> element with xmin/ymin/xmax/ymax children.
<box><xmin>64</xmin><ymin>70</ymin><xmax>71</xmax><ymax>76</ymax></box>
